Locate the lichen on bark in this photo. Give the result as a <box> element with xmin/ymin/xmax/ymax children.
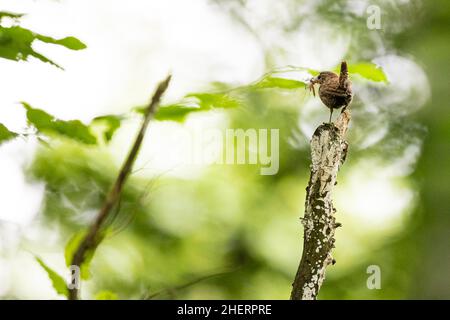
<box><xmin>290</xmin><ymin>109</ymin><xmax>350</xmax><ymax>300</ymax></box>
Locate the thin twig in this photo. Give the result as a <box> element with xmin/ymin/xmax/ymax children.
<box><xmin>143</xmin><ymin>270</ymin><xmax>234</xmax><ymax>300</ymax></box>
<box><xmin>68</xmin><ymin>75</ymin><xmax>172</xmax><ymax>300</ymax></box>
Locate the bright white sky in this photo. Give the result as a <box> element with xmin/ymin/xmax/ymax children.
<box><xmin>0</xmin><ymin>0</ymin><xmax>265</xmax><ymax>226</ymax></box>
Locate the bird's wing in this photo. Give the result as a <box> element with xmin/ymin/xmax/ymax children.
<box><xmin>320</xmin><ymin>86</ymin><xmax>351</xmax><ymax>98</ymax></box>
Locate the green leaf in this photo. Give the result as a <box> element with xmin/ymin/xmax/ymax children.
<box><xmin>254</xmin><ymin>76</ymin><xmax>306</xmax><ymax>89</ymax></box>
<box><xmin>0</xmin><ymin>11</ymin><xmax>24</xmax><ymax>21</ymax></box>
<box><xmin>90</xmin><ymin>115</ymin><xmax>122</xmax><ymax>142</ymax></box>
<box><xmin>95</xmin><ymin>290</ymin><xmax>119</xmax><ymax>300</ymax></box>
<box><xmin>330</xmin><ymin>62</ymin><xmax>388</xmax><ymax>83</ymax></box>
<box><xmin>155</xmin><ymin>104</ymin><xmax>202</xmax><ymax>122</ymax></box>
<box><xmin>270</xmin><ymin>63</ymin><xmax>387</xmax><ymax>83</ymax></box>
<box><xmin>349</xmin><ymin>62</ymin><xmax>388</xmax><ymax>82</ymax></box>
<box><xmin>306</xmin><ymin>69</ymin><xmax>320</xmax><ymax>76</ymax></box>
<box><xmin>0</xmin><ymin>25</ymin><xmax>86</xmax><ymax>68</ymax></box>
<box><xmin>149</xmin><ymin>92</ymin><xmax>240</xmax><ymax>122</ymax></box>
<box><xmin>35</xmin><ymin>34</ymin><xmax>87</xmax><ymax>51</ymax></box>
<box><xmin>21</xmin><ymin>102</ymin><xmax>122</xmax><ymax>144</ymax></box>
<box><xmin>35</xmin><ymin>256</ymin><xmax>68</xmax><ymax>298</ymax></box>
<box><xmin>55</xmin><ymin>120</ymin><xmax>97</xmax><ymax>144</ymax></box>
<box><xmin>0</xmin><ymin>123</ymin><xmax>18</xmax><ymax>145</ymax></box>
<box><xmin>21</xmin><ymin>102</ymin><xmax>97</xmax><ymax>145</ymax></box>
<box><xmin>64</xmin><ymin>231</ymin><xmax>91</xmax><ymax>280</ymax></box>
<box><xmin>64</xmin><ymin>230</ymin><xmax>105</xmax><ymax>280</ymax></box>
<box><xmin>64</xmin><ymin>231</ymin><xmax>85</xmax><ymax>268</ymax></box>
<box><xmin>186</xmin><ymin>92</ymin><xmax>240</xmax><ymax>110</ymax></box>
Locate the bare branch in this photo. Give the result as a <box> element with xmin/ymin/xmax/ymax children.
<box><xmin>143</xmin><ymin>270</ymin><xmax>233</xmax><ymax>300</ymax></box>
<box><xmin>290</xmin><ymin>110</ymin><xmax>350</xmax><ymax>300</ymax></box>
<box><xmin>68</xmin><ymin>75</ymin><xmax>172</xmax><ymax>300</ymax></box>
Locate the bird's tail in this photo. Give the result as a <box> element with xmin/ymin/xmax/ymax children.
<box><xmin>339</xmin><ymin>61</ymin><xmax>349</xmax><ymax>86</ymax></box>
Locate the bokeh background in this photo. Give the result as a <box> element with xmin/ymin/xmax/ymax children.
<box><xmin>0</xmin><ymin>0</ymin><xmax>449</xmax><ymax>299</ymax></box>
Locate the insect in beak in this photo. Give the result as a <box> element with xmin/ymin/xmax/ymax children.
<box><xmin>308</xmin><ymin>77</ymin><xmax>318</xmax><ymax>97</ymax></box>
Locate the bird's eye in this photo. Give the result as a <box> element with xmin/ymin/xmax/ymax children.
<box><xmin>318</xmin><ymin>75</ymin><xmax>322</xmax><ymax>80</ymax></box>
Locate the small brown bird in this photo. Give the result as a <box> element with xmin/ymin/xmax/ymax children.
<box><xmin>308</xmin><ymin>61</ymin><xmax>353</xmax><ymax>123</ymax></box>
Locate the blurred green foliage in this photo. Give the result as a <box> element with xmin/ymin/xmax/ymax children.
<box><xmin>1</xmin><ymin>0</ymin><xmax>449</xmax><ymax>300</ymax></box>
<box><xmin>395</xmin><ymin>0</ymin><xmax>450</xmax><ymax>299</ymax></box>
<box><xmin>12</xmin><ymin>63</ymin><xmax>387</xmax><ymax>151</ymax></box>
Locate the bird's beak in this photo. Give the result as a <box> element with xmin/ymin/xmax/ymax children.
<box><xmin>310</xmin><ymin>76</ymin><xmax>319</xmax><ymax>84</ymax></box>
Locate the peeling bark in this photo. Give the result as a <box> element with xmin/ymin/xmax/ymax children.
<box><xmin>290</xmin><ymin>109</ymin><xmax>350</xmax><ymax>300</ymax></box>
